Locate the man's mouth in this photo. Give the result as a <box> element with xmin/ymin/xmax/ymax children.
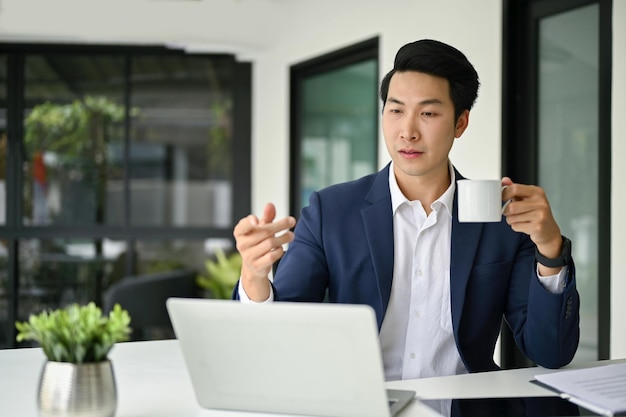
<box><xmin>399</xmin><ymin>149</ymin><xmax>424</xmax><ymax>158</ymax></box>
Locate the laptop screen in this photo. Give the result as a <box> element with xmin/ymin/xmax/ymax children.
<box><xmin>166</xmin><ymin>298</ymin><xmax>414</xmax><ymax>417</ymax></box>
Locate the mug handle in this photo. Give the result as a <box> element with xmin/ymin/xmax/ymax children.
<box><xmin>501</xmin><ymin>186</ymin><xmax>512</xmax><ymax>215</ymax></box>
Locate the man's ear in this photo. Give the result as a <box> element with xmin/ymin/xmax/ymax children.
<box><xmin>454</xmin><ymin>110</ymin><xmax>470</xmax><ymax>138</ymax></box>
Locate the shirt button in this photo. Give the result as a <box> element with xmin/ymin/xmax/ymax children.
<box><xmin>414</xmin><ymin>310</ymin><xmax>420</xmax><ymax>318</ymax></box>
<box><xmin>417</xmin><ymin>269</ymin><xmax>423</xmax><ymax>276</ymax></box>
<box><xmin>410</xmin><ymin>353</ymin><xmax>416</xmax><ymax>359</ymax></box>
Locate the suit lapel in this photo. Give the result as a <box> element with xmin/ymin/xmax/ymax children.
<box><xmin>361</xmin><ymin>165</ymin><xmax>394</xmax><ymax>322</ymax></box>
<box><xmin>450</xmin><ymin>169</ymin><xmax>483</xmax><ymax>334</ymax></box>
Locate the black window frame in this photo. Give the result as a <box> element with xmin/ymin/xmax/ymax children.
<box><xmin>289</xmin><ymin>37</ymin><xmax>379</xmax><ymax>218</ymax></box>
<box><xmin>502</xmin><ymin>0</ymin><xmax>612</xmax><ymax>365</ymax></box>
<box><xmin>0</xmin><ymin>43</ymin><xmax>252</xmax><ymax>348</ymax></box>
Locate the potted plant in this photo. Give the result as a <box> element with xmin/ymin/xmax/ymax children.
<box><xmin>196</xmin><ymin>249</ymin><xmax>242</xmax><ymax>299</ymax></box>
<box><xmin>15</xmin><ymin>302</ymin><xmax>131</xmax><ymax>417</ymax></box>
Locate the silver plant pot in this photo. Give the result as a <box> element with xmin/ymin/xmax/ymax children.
<box><xmin>37</xmin><ymin>360</ymin><xmax>117</xmax><ymax>417</ymax></box>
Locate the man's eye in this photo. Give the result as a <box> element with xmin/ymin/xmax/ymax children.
<box><xmin>389</xmin><ymin>108</ymin><xmax>401</xmax><ymax>114</ymax></box>
<box><xmin>422</xmin><ymin>112</ymin><xmax>434</xmax><ymax>117</ymax></box>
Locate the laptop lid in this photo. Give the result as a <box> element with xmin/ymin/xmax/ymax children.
<box><xmin>166</xmin><ymin>298</ymin><xmax>414</xmax><ymax>417</ymax></box>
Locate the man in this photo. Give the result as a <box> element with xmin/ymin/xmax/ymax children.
<box><xmin>233</xmin><ymin>39</ymin><xmax>579</xmax><ymax>381</ymax></box>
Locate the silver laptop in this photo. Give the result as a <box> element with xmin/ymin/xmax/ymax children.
<box><xmin>166</xmin><ymin>298</ymin><xmax>415</xmax><ymax>417</ymax></box>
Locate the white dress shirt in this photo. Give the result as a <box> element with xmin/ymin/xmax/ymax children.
<box><xmin>379</xmin><ymin>163</ymin><xmax>466</xmax><ymax>381</ymax></box>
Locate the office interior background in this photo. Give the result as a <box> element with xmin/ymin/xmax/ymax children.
<box><xmin>0</xmin><ymin>0</ymin><xmax>624</xmax><ymax>364</ymax></box>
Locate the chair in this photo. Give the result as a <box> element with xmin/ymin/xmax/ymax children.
<box><xmin>103</xmin><ymin>269</ymin><xmax>201</xmax><ymax>341</ymax></box>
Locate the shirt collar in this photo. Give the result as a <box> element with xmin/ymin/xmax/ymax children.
<box><xmin>388</xmin><ymin>161</ymin><xmax>456</xmax><ymax>216</ymax></box>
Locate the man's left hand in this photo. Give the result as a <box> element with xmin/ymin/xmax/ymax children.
<box><xmin>501</xmin><ymin>177</ymin><xmax>564</xmax><ymax>275</ymax></box>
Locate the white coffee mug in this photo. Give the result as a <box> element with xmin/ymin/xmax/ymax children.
<box><xmin>457</xmin><ymin>179</ymin><xmax>508</xmax><ymax>223</ymax></box>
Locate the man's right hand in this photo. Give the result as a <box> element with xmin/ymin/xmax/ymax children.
<box><xmin>233</xmin><ymin>203</ymin><xmax>296</xmax><ymax>301</ymax></box>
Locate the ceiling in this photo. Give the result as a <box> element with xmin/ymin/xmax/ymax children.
<box><xmin>0</xmin><ymin>0</ymin><xmax>300</xmax><ymax>58</ymax></box>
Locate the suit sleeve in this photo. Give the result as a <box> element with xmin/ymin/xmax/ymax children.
<box><xmin>269</xmin><ymin>191</ymin><xmax>330</xmax><ymax>302</ymax></box>
<box><xmin>506</xmin><ymin>237</ymin><xmax>580</xmax><ymax>369</ymax></box>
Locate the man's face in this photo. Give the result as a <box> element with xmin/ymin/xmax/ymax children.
<box><xmin>382</xmin><ymin>71</ymin><xmax>468</xmax><ymax>186</ymax></box>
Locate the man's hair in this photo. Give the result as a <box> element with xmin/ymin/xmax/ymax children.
<box><xmin>380</xmin><ymin>39</ymin><xmax>480</xmax><ymax>121</ymax></box>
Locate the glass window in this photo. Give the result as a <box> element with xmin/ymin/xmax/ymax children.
<box><xmin>291</xmin><ymin>40</ymin><xmax>378</xmax><ymax>216</ymax></box>
<box><xmin>23</xmin><ymin>56</ymin><xmax>126</xmax><ymax>226</ymax></box>
<box><xmin>1</xmin><ymin>45</ymin><xmax>250</xmax><ymax>348</ymax></box>
<box><xmin>538</xmin><ymin>4</ymin><xmax>599</xmax><ymax>362</ymax></box>
<box><xmin>129</xmin><ymin>56</ymin><xmax>234</xmax><ymax>227</ymax></box>
<box><xmin>17</xmin><ymin>238</ymin><xmax>126</xmax><ymax>322</ymax></box>
<box><xmin>300</xmin><ymin>60</ymin><xmax>377</xmax><ymax>209</ymax></box>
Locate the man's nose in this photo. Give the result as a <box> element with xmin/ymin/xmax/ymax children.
<box><xmin>400</xmin><ymin>119</ymin><xmax>419</xmax><ymax>140</ymax></box>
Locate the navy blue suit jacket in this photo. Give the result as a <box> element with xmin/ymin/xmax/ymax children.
<box><xmin>235</xmin><ymin>165</ymin><xmax>580</xmax><ymax>372</ymax></box>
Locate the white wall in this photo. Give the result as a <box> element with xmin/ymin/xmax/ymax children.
<box><xmin>250</xmin><ymin>0</ymin><xmax>503</xmax><ymax>219</ymax></box>
<box><xmin>1</xmin><ymin>0</ymin><xmax>623</xmax><ymax>359</ymax></box>
<box><xmin>611</xmin><ymin>0</ymin><xmax>626</xmax><ymax>359</ymax></box>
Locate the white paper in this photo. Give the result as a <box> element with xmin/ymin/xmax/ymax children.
<box><xmin>535</xmin><ymin>362</ymin><xmax>626</xmax><ymax>415</ymax></box>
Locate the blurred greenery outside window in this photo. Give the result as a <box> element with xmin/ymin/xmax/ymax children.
<box><xmin>22</xmin><ymin>55</ymin><xmax>235</xmax><ymax>227</ymax></box>
<box><xmin>0</xmin><ymin>48</ymin><xmax>250</xmax><ymax>348</ymax></box>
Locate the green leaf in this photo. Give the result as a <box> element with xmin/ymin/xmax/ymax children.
<box><xmin>196</xmin><ymin>249</ymin><xmax>242</xmax><ymax>299</ymax></box>
<box><xmin>15</xmin><ymin>302</ymin><xmax>131</xmax><ymax>363</ymax></box>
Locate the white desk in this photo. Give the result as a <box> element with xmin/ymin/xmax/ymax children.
<box><xmin>0</xmin><ymin>339</ymin><xmax>622</xmax><ymax>417</ymax></box>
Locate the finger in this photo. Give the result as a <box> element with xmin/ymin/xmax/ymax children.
<box><xmin>501</xmin><ymin>176</ymin><xmax>514</xmax><ymax>187</ymax></box>
<box><xmin>236</xmin><ymin>218</ymin><xmax>296</xmax><ymax>253</ymax></box>
<box><xmin>260</xmin><ymin>203</ymin><xmax>276</xmax><ymax>225</ymax></box>
<box><xmin>259</xmin><ymin>245</ymin><xmax>287</xmax><ymax>266</ymax></box>
<box><xmin>505</xmin><ymin>203</ymin><xmax>555</xmax><ymax>234</ymax></box>
<box><xmin>246</xmin><ymin>246</ymin><xmax>287</xmax><ymax>275</ymax></box>
<box><xmin>233</xmin><ymin>214</ymin><xmax>261</xmax><ymax>237</ymax></box>
<box><xmin>504</xmin><ymin>199</ymin><xmax>547</xmax><ymax>220</ymax></box>
<box><xmin>506</xmin><ymin>216</ymin><xmax>558</xmax><ymax>244</ymax></box>
<box><xmin>260</xmin><ymin>216</ymin><xmax>296</xmax><ymax>237</ymax></box>
<box><xmin>240</xmin><ymin>231</ymin><xmax>294</xmax><ymax>269</ymax></box>
<box><xmin>235</xmin><ymin>212</ymin><xmax>294</xmax><ymax>239</ymax></box>
<box><xmin>255</xmin><ymin>232</ymin><xmax>294</xmax><ymax>257</ymax></box>
<box><xmin>502</xmin><ymin>183</ymin><xmax>544</xmax><ymax>202</ymax></box>
<box><xmin>505</xmin><ymin>210</ymin><xmax>535</xmax><ymax>226</ymax></box>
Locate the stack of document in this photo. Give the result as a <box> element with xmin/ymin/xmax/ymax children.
<box><xmin>535</xmin><ymin>362</ymin><xmax>626</xmax><ymax>416</ymax></box>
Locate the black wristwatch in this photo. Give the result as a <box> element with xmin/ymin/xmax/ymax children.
<box><xmin>535</xmin><ymin>236</ymin><xmax>572</xmax><ymax>268</ymax></box>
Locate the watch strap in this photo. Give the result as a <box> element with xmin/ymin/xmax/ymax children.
<box><xmin>535</xmin><ymin>236</ymin><xmax>571</xmax><ymax>268</ymax></box>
